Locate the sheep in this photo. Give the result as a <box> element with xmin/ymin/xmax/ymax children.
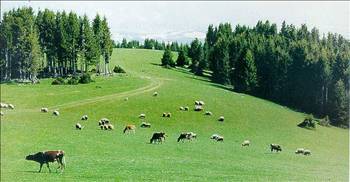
<box><xmin>179</xmin><ymin>106</ymin><xmax>185</xmax><ymax>111</ymax></box>
<box><xmin>153</xmin><ymin>92</ymin><xmax>158</xmax><ymax>96</ymax></box>
<box><xmin>303</xmin><ymin>149</ymin><xmax>311</xmax><ymax>155</ymax></box>
<box><xmin>124</xmin><ymin>97</ymin><xmax>128</xmax><ymax>101</ymax></box>
<box><xmin>140</xmin><ymin>122</ymin><xmax>151</xmax><ymax>128</ymax></box>
<box><xmin>241</xmin><ymin>140</ymin><xmax>250</xmax><ymax>147</ymax></box>
<box><xmin>107</xmin><ymin>124</ymin><xmax>114</xmax><ymax>130</ymax></box>
<box><xmin>194</xmin><ymin>105</ymin><xmax>203</xmax><ymax>111</ymax></box>
<box><xmin>198</xmin><ymin>101</ymin><xmax>205</xmax><ymax>106</ymax></box>
<box><xmin>194</xmin><ymin>101</ymin><xmax>200</xmax><ymax>105</ymax></box>
<box><xmin>0</xmin><ymin>111</ymin><xmax>3</xmax><ymax>116</ymax></box>
<box><xmin>53</xmin><ymin>110</ymin><xmax>60</xmax><ymax>116</ymax></box>
<box><xmin>166</xmin><ymin>112</ymin><xmax>171</xmax><ymax>118</ymax></box>
<box><xmin>218</xmin><ymin>116</ymin><xmax>225</xmax><ymax>122</ymax></box>
<box><xmin>139</xmin><ymin>113</ymin><xmax>146</xmax><ymax>119</ymax></box>
<box><xmin>81</xmin><ymin>115</ymin><xmax>88</xmax><ymax>121</ymax></box>
<box><xmin>75</xmin><ymin>123</ymin><xmax>83</xmax><ymax>130</ymax></box>
<box><xmin>41</xmin><ymin>108</ymin><xmax>48</xmax><ymax>113</ymax></box>
<box><xmin>0</xmin><ymin>103</ymin><xmax>8</xmax><ymax>108</ymax></box>
<box><xmin>162</xmin><ymin>113</ymin><xmax>167</xmax><ymax>117</ymax></box>
<box><xmin>8</xmin><ymin>104</ymin><xmax>14</xmax><ymax>109</ymax></box>
<box><xmin>184</xmin><ymin>106</ymin><xmax>189</xmax><ymax>111</ymax></box>
<box><xmin>205</xmin><ymin>111</ymin><xmax>212</xmax><ymax>116</ymax></box>
<box><xmin>295</xmin><ymin>148</ymin><xmax>305</xmax><ymax>154</ymax></box>
<box><xmin>210</xmin><ymin>134</ymin><xmax>223</xmax><ymax>141</ymax></box>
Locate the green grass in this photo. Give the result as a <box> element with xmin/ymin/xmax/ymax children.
<box><xmin>1</xmin><ymin>48</ymin><xmax>348</xmax><ymax>181</ymax></box>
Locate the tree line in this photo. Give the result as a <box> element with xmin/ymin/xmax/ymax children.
<box><xmin>0</xmin><ymin>7</ymin><xmax>113</xmax><ymax>81</ymax></box>
<box><xmin>115</xmin><ymin>38</ymin><xmax>184</xmax><ymax>52</ymax></box>
<box><xmin>162</xmin><ymin>21</ymin><xmax>349</xmax><ymax>127</ymax></box>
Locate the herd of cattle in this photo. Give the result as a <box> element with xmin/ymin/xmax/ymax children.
<box><xmin>1</xmin><ymin>91</ymin><xmax>312</xmax><ymax>173</ymax></box>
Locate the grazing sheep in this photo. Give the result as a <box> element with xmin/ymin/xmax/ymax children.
<box><xmin>107</xmin><ymin>124</ymin><xmax>114</xmax><ymax>130</ymax></box>
<box><xmin>194</xmin><ymin>105</ymin><xmax>203</xmax><ymax>111</ymax></box>
<box><xmin>123</xmin><ymin>124</ymin><xmax>136</xmax><ymax>134</ymax></box>
<box><xmin>81</xmin><ymin>115</ymin><xmax>88</xmax><ymax>121</ymax></box>
<box><xmin>139</xmin><ymin>113</ymin><xmax>146</xmax><ymax>119</ymax></box>
<box><xmin>0</xmin><ymin>111</ymin><xmax>3</xmax><ymax>116</ymax></box>
<box><xmin>295</xmin><ymin>148</ymin><xmax>305</xmax><ymax>154</ymax></box>
<box><xmin>198</xmin><ymin>101</ymin><xmax>205</xmax><ymax>106</ymax></box>
<box><xmin>53</xmin><ymin>110</ymin><xmax>60</xmax><ymax>116</ymax></box>
<box><xmin>153</xmin><ymin>92</ymin><xmax>158</xmax><ymax>96</ymax></box>
<box><xmin>216</xmin><ymin>136</ymin><xmax>224</xmax><ymax>142</ymax></box>
<box><xmin>124</xmin><ymin>97</ymin><xmax>128</xmax><ymax>101</ymax></box>
<box><xmin>184</xmin><ymin>106</ymin><xmax>189</xmax><ymax>111</ymax></box>
<box><xmin>303</xmin><ymin>149</ymin><xmax>311</xmax><ymax>155</ymax></box>
<box><xmin>270</xmin><ymin>144</ymin><xmax>282</xmax><ymax>152</ymax></box>
<box><xmin>218</xmin><ymin>116</ymin><xmax>225</xmax><ymax>122</ymax></box>
<box><xmin>40</xmin><ymin>108</ymin><xmax>48</xmax><ymax>113</ymax></box>
<box><xmin>241</xmin><ymin>140</ymin><xmax>250</xmax><ymax>147</ymax></box>
<box><xmin>8</xmin><ymin>104</ymin><xmax>14</xmax><ymax>109</ymax></box>
<box><xmin>166</xmin><ymin>113</ymin><xmax>171</xmax><ymax>117</ymax></box>
<box><xmin>0</xmin><ymin>103</ymin><xmax>8</xmax><ymax>108</ymax></box>
<box><xmin>75</xmin><ymin>123</ymin><xmax>82</xmax><ymax>130</ymax></box>
<box><xmin>162</xmin><ymin>113</ymin><xmax>167</xmax><ymax>117</ymax></box>
<box><xmin>210</xmin><ymin>134</ymin><xmax>223</xmax><ymax>142</ymax></box>
<box><xmin>179</xmin><ymin>106</ymin><xmax>185</xmax><ymax>111</ymax></box>
<box><xmin>194</xmin><ymin>101</ymin><xmax>200</xmax><ymax>105</ymax></box>
<box><xmin>205</xmin><ymin>111</ymin><xmax>212</xmax><ymax>116</ymax></box>
<box><xmin>140</xmin><ymin>122</ymin><xmax>151</xmax><ymax>128</ymax></box>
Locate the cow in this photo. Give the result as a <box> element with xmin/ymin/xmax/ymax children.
<box><xmin>177</xmin><ymin>132</ymin><xmax>197</xmax><ymax>142</ymax></box>
<box><xmin>150</xmin><ymin>132</ymin><xmax>167</xmax><ymax>144</ymax></box>
<box><xmin>123</xmin><ymin>124</ymin><xmax>136</xmax><ymax>134</ymax></box>
<box><xmin>25</xmin><ymin>150</ymin><xmax>65</xmax><ymax>173</ymax></box>
<box><xmin>270</xmin><ymin>144</ymin><xmax>282</xmax><ymax>152</ymax></box>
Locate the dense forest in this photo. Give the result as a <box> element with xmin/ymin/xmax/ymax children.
<box><xmin>0</xmin><ymin>7</ymin><xmax>114</xmax><ymax>81</ymax></box>
<box><xmin>162</xmin><ymin>21</ymin><xmax>349</xmax><ymax>127</ymax></box>
<box><xmin>115</xmin><ymin>38</ymin><xmax>184</xmax><ymax>52</ymax></box>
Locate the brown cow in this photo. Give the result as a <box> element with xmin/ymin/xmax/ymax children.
<box><xmin>25</xmin><ymin>150</ymin><xmax>65</xmax><ymax>173</ymax></box>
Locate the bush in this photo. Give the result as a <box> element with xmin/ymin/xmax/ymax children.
<box><xmin>113</xmin><ymin>65</ymin><xmax>126</xmax><ymax>73</ymax></box>
<box><xmin>298</xmin><ymin>114</ymin><xmax>316</xmax><ymax>129</ymax></box>
<box><xmin>79</xmin><ymin>73</ymin><xmax>93</xmax><ymax>84</ymax></box>
<box><xmin>51</xmin><ymin>77</ymin><xmax>65</xmax><ymax>85</ymax></box>
<box><xmin>67</xmin><ymin>76</ymin><xmax>79</xmax><ymax>85</ymax></box>
<box><xmin>318</xmin><ymin>115</ymin><xmax>331</xmax><ymax>127</ymax></box>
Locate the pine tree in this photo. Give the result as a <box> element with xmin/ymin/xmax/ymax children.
<box><xmin>161</xmin><ymin>48</ymin><xmax>175</xmax><ymax>67</ymax></box>
<box><xmin>176</xmin><ymin>49</ymin><xmax>188</xmax><ymax>67</ymax></box>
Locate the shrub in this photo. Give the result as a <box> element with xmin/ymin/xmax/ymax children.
<box><xmin>113</xmin><ymin>65</ymin><xmax>126</xmax><ymax>73</ymax></box>
<box><xmin>79</xmin><ymin>73</ymin><xmax>93</xmax><ymax>84</ymax></box>
<box><xmin>298</xmin><ymin>114</ymin><xmax>316</xmax><ymax>129</ymax></box>
<box><xmin>67</xmin><ymin>76</ymin><xmax>79</xmax><ymax>85</ymax></box>
<box><xmin>51</xmin><ymin>77</ymin><xmax>65</xmax><ymax>85</ymax></box>
<box><xmin>318</xmin><ymin>115</ymin><xmax>331</xmax><ymax>127</ymax></box>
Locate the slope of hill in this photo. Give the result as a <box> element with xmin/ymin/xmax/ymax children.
<box><xmin>1</xmin><ymin>48</ymin><xmax>348</xmax><ymax>181</ymax></box>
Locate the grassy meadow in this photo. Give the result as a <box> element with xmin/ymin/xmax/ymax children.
<box><xmin>1</xmin><ymin>48</ymin><xmax>348</xmax><ymax>181</ymax></box>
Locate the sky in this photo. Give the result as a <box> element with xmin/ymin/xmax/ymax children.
<box><xmin>1</xmin><ymin>1</ymin><xmax>349</xmax><ymax>43</ymax></box>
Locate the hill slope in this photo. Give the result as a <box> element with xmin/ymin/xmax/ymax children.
<box><xmin>1</xmin><ymin>48</ymin><xmax>348</xmax><ymax>181</ymax></box>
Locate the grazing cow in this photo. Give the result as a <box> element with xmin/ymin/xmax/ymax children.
<box><xmin>270</xmin><ymin>144</ymin><xmax>282</xmax><ymax>152</ymax></box>
<box><xmin>218</xmin><ymin>116</ymin><xmax>224</xmax><ymax>122</ymax></box>
<box><xmin>177</xmin><ymin>132</ymin><xmax>197</xmax><ymax>142</ymax></box>
<box><xmin>123</xmin><ymin>124</ymin><xmax>136</xmax><ymax>134</ymax></box>
<box><xmin>153</xmin><ymin>92</ymin><xmax>158</xmax><ymax>96</ymax></box>
<box><xmin>303</xmin><ymin>149</ymin><xmax>311</xmax><ymax>155</ymax></box>
<box><xmin>205</xmin><ymin>111</ymin><xmax>212</xmax><ymax>116</ymax></box>
<box><xmin>139</xmin><ymin>114</ymin><xmax>146</xmax><ymax>119</ymax></box>
<box><xmin>295</xmin><ymin>148</ymin><xmax>305</xmax><ymax>154</ymax></box>
<box><xmin>53</xmin><ymin>110</ymin><xmax>59</xmax><ymax>116</ymax></box>
<box><xmin>75</xmin><ymin>123</ymin><xmax>82</xmax><ymax>130</ymax></box>
<box><xmin>41</xmin><ymin>108</ymin><xmax>48</xmax><ymax>113</ymax></box>
<box><xmin>150</xmin><ymin>132</ymin><xmax>167</xmax><ymax>144</ymax></box>
<box><xmin>25</xmin><ymin>150</ymin><xmax>65</xmax><ymax>173</ymax></box>
<box><xmin>241</xmin><ymin>140</ymin><xmax>250</xmax><ymax>147</ymax></box>
<box><xmin>140</xmin><ymin>122</ymin><xmax>151</xmax><ymax>128</ymax></box>
<box><xmin>194</xmin><ymin>105</ymin><xmax>203</xmax><ymax>111</ymax></box>
<box><xmin>81</xmin><ymin>115</ymin><xmax>88</xmax><ymax>121</ymax></box>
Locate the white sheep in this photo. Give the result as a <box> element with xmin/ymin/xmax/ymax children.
<box><xmin>303</xmin><ymin>149</ymin><xmax>311</xmax><ymax>155</ymax></box>
<box><xmin>124</xmin><ymin>97</ymin><xmax>128</xmax><ymax>101</ymax></box>
<box><xmin>81</xmin><ymin>115</ymin><xmax>88</xmax><ymax>120</ymax></box>
<box><xmin>0</xmin><ymin>103</ymin><xmax>8</xmax><ymax>108</ymax></box>
<box><xmin>241</xmin><ymin>140</ymin><xmax>250</xmax><ymax>147</ymax></box>
<box><xmin>153</xmin><ymin>92</ymin><xmax>158</xmax><ymax>96</ymax></box>
<box><xmin>184</xmin><ymin>106</ymin><xmax>189</xmax><ymax>111</ymax></box>
<box><xmin>205</xmin><ymin>111</ymin><xmax>212</xmax><ymax>116</ymax></box>
<box><xmin>218</xmin><ymin>116</ymin><xmax>225</xmax><ymax>122</ymax></box>
<box><xmin>0</xmin><ymin>111</ymin><xmax>3</xmax><ymax>116</ymax></box>
<box><xmin>194</xmin><ymin>101</ymin><xmax>200</xmax><ymax>105</ymax></box>
<box><xmin>179</xmin><ymin>106</ymin><xmax>185</xmax><ymax>111</ymax></box>
<box><xmin>53</xmin><ymin>110</ymin><xmax>60</xmax><ymax>116</ymax></box>
<box><xmin>41</xmin><ymin>108</ymin><xmax>48</xmax><ymax>113</ymax></box>
<box><xmin>198</xmin><ymin>101</ymin><xmax>205</xmax><ymax>105</ymax></box>
<box><xmin>295</xmin><ymin>148</ymin><xmax>305</xmax><ymax>154</ymax></box>
<box><xmin>8</xmin><ymin>104</ymin><xmax>14</xmax><ymax>109</ymax></box>
<box><xmin>76</xmin><ymin>123</ymin><xmax>83</xmax><ymax>130</ymax></box>
<box><xmin>194</xmin><ymin>105</ymin><xmax>203</xmax><ymax>111</ymax></box>
<box><xmin>139</xmin><ymin>113</ymin><xmax>146</xmax><ymax>119</ymax></box>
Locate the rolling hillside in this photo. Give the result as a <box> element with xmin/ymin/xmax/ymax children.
<box><xmin>1</xmin><ymin>48</ymin><xmax>348</xmax><ymax>181</ymax></box>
